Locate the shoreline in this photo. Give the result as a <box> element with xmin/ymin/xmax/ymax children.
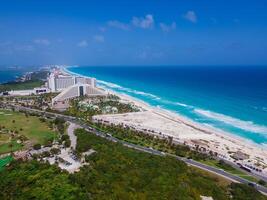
<box><xmin>63</xmin><ymin>66</ymin><xmax>266</xmax><ymax>148</ymax></box>
<box><xmin>62</xmin><ymin>66</ymin><xmax>267</xmax><ymax>175</ymax></box>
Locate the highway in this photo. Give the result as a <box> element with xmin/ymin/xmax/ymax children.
<box><xmin>7</xmin><ymin>104</ymin><xmax>267</xmax><ymax>195</ymax></box>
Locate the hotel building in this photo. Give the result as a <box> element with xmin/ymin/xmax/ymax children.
<box><xmin>48</xmin><ymin>72</ymin><xmax>96</xmax><ymax>92</ymax></box>
<box><xmin>52</xmin><ymin>83</ymin><xmax>106</xmax><ymax>111</ymax></box>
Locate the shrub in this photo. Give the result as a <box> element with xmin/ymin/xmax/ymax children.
<box><xmin>33</xmin><ymin>143</ymin><xmax>41</xmax><ymax>150</ymax></box>
<box><xmin>258</xmin><ymin>179</ymin><xmax>266</xmax><ymax>186</ymax></box>
<box><xmin>50</xmin><ymin>148</ymin><xmax>60</xmax><ymax>155</ymax></box>
<box><xmin>61</xmin><ymin>134</ymin><xmax>69</xmax><ymax>141</ymax></box>
<box><xmin>44</xmin><ymin>140</ymin><xmax>53</xmax><ymax>147</ymax></box>
<box><xmin>64</xmin><ymin>139</ymin><xmax>71</xmax><ymax>148</ymax></box>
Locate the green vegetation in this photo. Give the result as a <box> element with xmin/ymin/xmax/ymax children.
<box><xmin>229</xmin><ymin>183</ymin><xmax>267</xmax><ymax>200</ymax></box>
<box><xmin>201</xmin><ymin>159</ymin><xmax>258</xmax><ymax>183</ymax></box>
<box><xmin>0</xmin><ymin>160</ymin><xmax>87</xmax><ymax>200</ymax></box>
<box><xmin>0</xmin><ymin>128</ymin><xmax>265</xmax><ymax>199</ymax></box>
<box><xmin>73</xmin><ymin>129</ymin><xmax>266</xmax><ymax>200</ymax></box>
<box><xmin>0</xmin><ymin>141</ymin><xmax>23</xmax><ymax>154</ymax></box>
<box><xmin>0</xmin><ymin>70</ymin><xmax>48</xmax><ymax>93</ymax></box>
<box><xmin>0</xmin><ymin>109</ymin><xmax>57</xmax><ymax>154</ymax></box>
<box><xmin>74</xmin><ymin>128</ymin><xmax>228</xmax><ymax>199</ymax></box>
<box><xmin>91</xmin><ymin>122</ymin><xmax>209</xmax><ymax>159</ymax></box>
<box><xmin>66</xmin><ymin>95</ymin><xmax>140</xmax><ymax>119</ymax></box>
<box><xmin>91</xmin><ymin>122</ymin><xmax>261</xmax><ymax>184</ymax></box>
<box><xmin>33</xmin><ymin>143</ymin><xmax>41</xmax><ymax>150</ymax></box>
<box><xmin>0</xmin><ymin>156</ymin><xmax>13</xmax><ymax>171</ymax></box>
<box><xmin>30</xmin><ymin>70</ymin><xmax>49</xmax><ymax>81</ymax></box>
<box><xmin>0</xmin><ymin>80</ymin><xmax>43</xmax><ymax>92</ymax></box>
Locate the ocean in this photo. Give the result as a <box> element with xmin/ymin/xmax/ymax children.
<box><xmin>0</xmin><ymin>70</ymin><xmax>23</xmax><ymax>84</ymax></box>
<box><xmin>67</xmin><ymin>66</ymin><xmax>267</xmax><ymax>146</ymax></box>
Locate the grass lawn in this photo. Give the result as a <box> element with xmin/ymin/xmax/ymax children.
<box><xmin>0</xmin><ymin>141</ymin><xmax>23</xmax><ymax>155</ymax></box>
<box><xmin>0</xmin><ymin>109</ymin><xmax>57</xmax><ymax>154</ymax></box>
<box><xmin>0</xmin><ymin>156</ymin><xmax>13</xmax><ymax>171</ymax></box>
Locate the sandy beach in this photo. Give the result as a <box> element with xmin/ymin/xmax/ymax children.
<box><xmin>63</xmin><ymin>67</ymin><xmax>267</xmax><ymax>176</ymax></box>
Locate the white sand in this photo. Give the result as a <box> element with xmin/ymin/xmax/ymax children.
<box><xmin>93</xmin><ymin>91</ymin><xmax>267</xmax><ymax>175</ymax></box>
<box><xmin>62</xmin><ymin>67</ymin><xmax>267</xmax><ymax>175</ymax></box>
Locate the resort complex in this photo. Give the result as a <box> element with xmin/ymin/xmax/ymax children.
<box><xmin>1</xmin><ymin>0</ymin><xmax>267</xmax><ymax>199</ymax></box>
<box><xmin>0</xmin><ymin>66</ymin><xmax>267</xmax><ymax>200</ymax></box>
<box><xmin>52</xmin><ymin>83</ymin><xmax>106</xmax><ymax>110</ymax></box>
<box><xmin>47</xmin><ymin>69</ymin><xmax>96</xmax><ymax>92</ymax></box>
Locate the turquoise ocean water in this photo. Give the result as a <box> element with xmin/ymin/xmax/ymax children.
<box><xmin>67</xmin><ymin>66</ymin><xmax>267</xmax><ymax>146</ymax></box>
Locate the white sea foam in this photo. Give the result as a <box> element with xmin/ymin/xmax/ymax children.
<box><xmin>98</xmin><ymin>80</ymin><xmax>123</xmax><ymax>89</ymax></box>
<box><xmin>155</xmin><ymin>98</ymin><xmax>193</xmax><ymax>109</ymax></box>
<box><xmin>98</xmin><ymin>80</ymin><xmax>161</xmax><ymax>100</ymax></box>
<box><xmin>102</xmin><ymin>82</ymin><xmax>192</xmax><ymax>109</ymax></box>
<box><xmin>175</xmin><ymin>102</ymin><xmax>188</xmax><ymax>107</ymax></box>
<box><xmin>194</xmin><ymin>108</ymin><xmax>267</xmax><ymax>135</ymax></box>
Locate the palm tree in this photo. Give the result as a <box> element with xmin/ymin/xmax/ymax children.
<box><xmin>9</xmin><ymin>142</ymin><xmax>13</xmax><ymax>154</ymax></box>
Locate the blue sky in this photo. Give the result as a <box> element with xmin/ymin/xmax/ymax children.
<box><xmin>0</xmin><ymin>0</ymin><xmax>267</xmax><ymax>66</ymax></box>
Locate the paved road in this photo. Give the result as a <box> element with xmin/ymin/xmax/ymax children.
<box><xmin>67</xmin><ymin>122</ymin><xmax>80</xmax><ymax>150</ymax></box>
<box><xmin>7</xmin><ymin>105</ymin><xmax>267</xmax><ymax>195</ymax></box>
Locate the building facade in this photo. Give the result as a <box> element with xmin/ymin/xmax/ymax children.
<box><xmin>52</xmin><ymin>83</ymin><xmax>106</xmax><ymax>111</ymax></box>
<box><xmin>48</xmin><ymin>73</ymin><xmax>96</xmax><ymax>92</ymax></box>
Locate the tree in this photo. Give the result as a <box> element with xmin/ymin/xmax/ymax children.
<box><xmin>33</xmin><ymin>143</ymin><xmax>41</xmax><ymax>150</ymax></box>
<box><xmin>8</xmin><ymin>143</ymin><xmax>13</xmax><ymax>154</ymax></box>
<box><xmin>258</xmin><ymin>179</ymin><xmax>266</xmax><ymax>186</ymax></box>
<box><xmin>50</xmin><ymin>148</ymin><xmax>60</xmax><ymax>155</ymax></box>
<box><xmin>64</xmin><ymin>139</ymin><xmax>71</xmax><ymax>148</ymax></box>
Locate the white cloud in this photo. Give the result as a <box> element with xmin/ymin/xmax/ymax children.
<box><xmin>15</xmin><ymin>45</ymin><xmax>35</xmax><ymax>52</ymax></box>
<box><xmin>33</xmin><ymin>39</ymin><xmax>50</xmax><ymax>46</ymax></box>
<box><xmin>183</xmin><ymin>11</ymin><xmax>197</xmax><ymax>23</ymax></box>
<box><xmin>107</xmin><ymin>20</ymin><xmax>130</xmax><ymax>31</ymax></box>
<box><xmin>132</xmin><ymin>14</ymin><xmax>154</xmax><ymax>29</ymax></box>
<box><xmin>159</xmin><ymin>22</ymin><xmax>176</xmax><ymax>32</ymax></box>
<box><xmin>77</xmin><ymin>40</ymin><xmax>88</xmax><ymax>47</ymax></box>
<box><xmin>93</xmin><ymin>35</ymin><xmax>105</xmax><ymax>43</ymax></box>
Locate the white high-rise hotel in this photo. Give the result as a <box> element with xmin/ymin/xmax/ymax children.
<box><xmin>48</xmin><ymin>71</ymin><xmax>96</xmax><ymax>92</ymax></box>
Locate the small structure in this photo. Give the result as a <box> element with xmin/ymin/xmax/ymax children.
<box><xmin>2</xmin><ymin>87</ymin><xmax>49</xmax><ymax>96</ymax></box>
<box><xmin>232</xmin><ymin>151</ymin><xmax>249</xmax><ymax>160</ymax></box>
<box><xmin>13</xmin><ymin>150</ymin><xmax>28</xmax><ymax>160</ymax></box>
<box><xmin>52</xmin><ymin>83</ymin><xmax>106</xmax><ymax>111</ymax></box>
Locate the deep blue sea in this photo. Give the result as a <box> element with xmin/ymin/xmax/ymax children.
<box><xmin>65</xmin><ymin>66</ymin><xmax>267</xmax><ymax>145</ymax></box>
<box><xmin>0</xmin><ymin>70</ymin><xmax>23</xmax><ymax>84</ymax></box>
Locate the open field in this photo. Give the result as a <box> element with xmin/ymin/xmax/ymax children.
<box><xmin>0</xmin><ymin>141</ymin><xmax>23</xmax><ymax>155</ymax></box>
<box><xmin>0</xmin><ymin>109</ymin><xmax>57</xmax><ymax>154</ymax></box>
<box><xmin>0</xmin><ymin>80</ymin><xmax>43</xmax><ymax>92</ymax></box>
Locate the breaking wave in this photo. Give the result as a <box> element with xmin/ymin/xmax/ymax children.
<box><xmin>98</xmin><ymin>79</ymin><xmax>161</xmax><ymax>100</ymax></box>
<box><xmin>194</xmin><ymin>109</ymin><xmax>267</xmax><ymax>135</ymax></box>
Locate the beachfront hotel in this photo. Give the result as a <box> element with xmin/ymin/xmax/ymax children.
<box><xmin>52</xmin><ymin>83</ymin><xmax>106</xmax><ymax>110</ymax></box>
<box><xmin>47</xmin><ymin>69</ymin><xmax>96</xmax><ymax>92</ymax></box>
